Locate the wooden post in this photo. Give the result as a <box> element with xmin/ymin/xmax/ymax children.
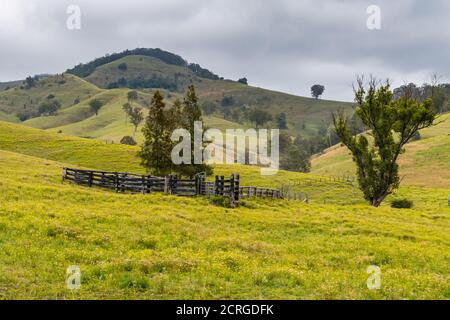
<box><xmin>88</xmin><ymin>171</ymin><xmax>94</xmax><ymax>187</ymax></box>
<box><xmin>62</xmin><ymin>168</ymin><xmax>67</xmax><ymax>182</ymax></box>
<box><xmin>164</xmin><ymin>176</ymin><xmax>170</xmax><ymax>194</ymax></box>
<box><xmin>115</xmin><ymin>173</ymin><xmax>119</xmax><ymax>193</ymax></box>
<box><xmin>230</xmin><ymin>174</ymin><xmax>236</xmax><ymax>207</ymax></box>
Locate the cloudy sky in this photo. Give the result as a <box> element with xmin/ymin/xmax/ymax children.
<box><xmin>0</xmin><ymin>0</ymin><xmax>449</xmax><ymax>101</ymax></box>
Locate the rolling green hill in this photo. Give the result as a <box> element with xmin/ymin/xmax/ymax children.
<box><xmin>0</xmin><ymin>121</ymin><xmax>449</xmax><ymax>299</ymax></box>
<box><xmin>0</xmin><ymin>49</ymin><xmax>354</xmax><ymax>144</ymax></box>
<box><xmin>79</xmin><ymin>53</ymin><xmax>354</xmax><ymax>136</ymax></box>
<box><xmin>311</xmin><ymin>113</ymin><xmax>450</xmax><ymax>188</ymax></box>
<box><xmin>0</xmin><ymin>74</ymin><xmax>101</xmax><ymax>121</ymax></box>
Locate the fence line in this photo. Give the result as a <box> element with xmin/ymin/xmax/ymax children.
<box><xmin>62</xmin><ymin>168</ymin><xmax>308</xmax><ymax>206</ymax></box>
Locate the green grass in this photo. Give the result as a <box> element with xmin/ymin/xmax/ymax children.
<box><xmin>0</xmin><ymin>120</ymin><xmax>449</xmax><ymax>299</ymax></box>
<box><xmin>0</xmin><ymin>150</ymin><xmax>449</xmax><ymax>299</ymax></box>
<box><xmin>0</xmin><ymin>120</ymin><xmax>141</xmax><ymax>172</ymax></box>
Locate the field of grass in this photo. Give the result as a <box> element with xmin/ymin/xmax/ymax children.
<box><xmin>0</xmin><ymin>121</ymin><xmax>449</xmax><ymax>299</ymax></box>
<box><xmin>1</xmin><ymin>149</ymin><xmax>449</xmax><ymax>299</ymax></box>
<box><xmin>0</xmin><ymin>120</ymin><xmax>141</xmax><ymax>172</ymax></box>
<box><xmin>312</xmin><ymin>113</ymin><xmax>450</xmax><ymax>188</ymax></box>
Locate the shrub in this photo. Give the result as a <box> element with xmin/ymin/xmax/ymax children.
<box><xmin>391</xmin><ymin>199</ymin><xmax>414</xmax><ymax>209</ymax></box>
<box><xmin>210</xmin><ymin>196</ymin><xmax>232</xmax><ymax>208</ymax></box>
<box><xmin>117</xmin><ymin>62</ymin><xmax>128</xmax><ymax>71</ymax></box>
<box><xmin>120</xmin><ymin>136</ymin><xmax>137</xmax><ymax>146</ymax></box>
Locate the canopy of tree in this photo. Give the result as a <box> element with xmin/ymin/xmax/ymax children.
<box><xmin>333</xmin><ymin>77</ymin><xmax>435</xmax><ymax>207</ymax></box>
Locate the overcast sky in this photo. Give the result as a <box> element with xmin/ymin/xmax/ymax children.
<box><xmin>0</xmin><ymin>0</ymin><xmax>449</xmax><ymax>101</ymax></box>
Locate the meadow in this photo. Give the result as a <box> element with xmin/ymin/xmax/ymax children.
<box><xmin>0</xmin><ymin>121</ymin><xmax>449</xmax><ymax>299</ymax></box>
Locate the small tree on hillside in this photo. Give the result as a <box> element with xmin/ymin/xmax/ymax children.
<box><xmin>122</xmin><ymin>102</ymin><xmax>132</xmax><ymax>124</ymax></box>
<box><xmin>89</xmin><ymin>99</ymin><xmax>104</xmax><ymax>116</ymax></box>
<box><xmin>276</xmin><ymin>112</ymin><xmax>287</xmax><ymax>129</ymax></box>
<box><xmin>248</xmin><ymin>108</ymin><xmax>272</xmax><ymax>128</ymax></box>
<box><xmin>139</xmin><ymin>91</ymin><xmax>174</xmax><ymax>176</ymax></box>
<box><xmin>128</xmin><ymin>107</ymin><xmax>144</xmax><ymax>138</ymax></box>
<box><xmin>127</xmin><ymin>90</ymin><xmax>138</xmax><ymax>103</ymax></box>
<box><xmin>311</xmin><ymin>84</ymin><xmax>325</xmax><ymax>99</ymax></box>
<box><xmin>333</xmin><ymin>77</ymin><xmax>435</xmax><ymax>207</ymax></box>
<box><xmin>238</xmin><ymin>77</ymin><xmax>248</xmax><ymax>85</ymax></box>
<box><xmin>38</xmin><ymin>99</ymin><xmax>61</xmax><ymax>116</ymax></box>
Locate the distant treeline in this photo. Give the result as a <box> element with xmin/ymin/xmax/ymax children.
<box><xmin>66</xmin><ymin>48</ymin><xmax>220</xmax><ymax>80</ymax></box>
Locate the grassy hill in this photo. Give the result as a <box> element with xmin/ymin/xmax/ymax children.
<box><xmin>0</xmin><ymin>121</ymin><xmax>449</xmax><ymax>299</ymax></box>
<box><xmin>311</xmin><ymin>113</ymin><xmax>450</xmax><ymax>188</ymax></box>
<box><xmin>0</xmin><ymin>74</ymin><xmax>101</xmax><ymax>120</ymax></box>
<box><xmin>68</xmin><ymin>53</ymin><xmax>354</xmax><ymax>137</ymax></box>
<box><xmin>0</xmin><ymin>49</ymin><xmax>355</xmax><ymax>144</ymax></box>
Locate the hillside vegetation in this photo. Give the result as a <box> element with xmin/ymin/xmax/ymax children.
<box><xmin>0</xmin><ymin>49</ymin><xmax>355</xmax><ymax>145</ymax></box>
<box><xmin>311</xmin><ymin>113</ymin><xmax>450</xmax><ymax>188</ymax></box>
<box><xmin>0</xmin><ymin>74</ymin><xmax>101</xmax><ymax>121</ymax></box>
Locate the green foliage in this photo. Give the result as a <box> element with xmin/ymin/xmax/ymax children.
<box><xmin>120</xmin><ymin>136</ymin><xmax>137</xmax><ymax>146</ymax></box>
<box><xmin>24</xmin><ymin>76</ymin><xmax>38</xmax><ymax>89</ymax></box>
<box><xmin>333</xmin><ymin>77</ymin><xmax>435</xmax><ymax>207</ymax></box>
<box><xmin>276</xmin><ymin>112</ymin><xmax>287</xmax><ymax>129</ymax></box>
<box><xmin>209</xmin><ymin>196</ymin><xmax>232</xmax><ymax>208</ymax></box>
<box><xmin>248</xmin><ymin>108</ymin><xmax>272</xmax><ymax>128</ymax></box>
<box><xmin>311</xmin><ymin>84</ymin><xmax>325</xmax><ymax>99</ymax></box>
<box><xmin>89</xmin><ymin>99</ymin><xmax>104</xmax><ymax>116</ymax></box>
<box><xmin>38</xmin><ymin>99</ymin><xmax>61</xmax><ymax>116</ymax></box>
<box><xmin>128</xmin><ymin>107</ymin><xmax>144</xmax><ymax>137</ymax></box>
<box><xmin>391</xmin><ymin>198</ymin><xmax>414</xmax><ymax>209</ymax></box>
<box><xmin>127</xmin><ymin>90</ymin><xmax>138</xmax><ymax>102</ymax></box>
<box><xmin>174</xmin><ymin>85</ymin><xmax>212</xmax><ymax>177</ymax></box>
<box><xmin>139</xmin><ymin>91</ymin><xmax>175</xmax><ymax>176</ymax></box>
<box><xmin>117</xmin><ymin>62</ymin><xmax>128</xmax><ymax>71</ymax></box>
<box><xmin>238</xmin><ymin>77</ymin><xmax>248</xmax><ymax>85</ymax></box>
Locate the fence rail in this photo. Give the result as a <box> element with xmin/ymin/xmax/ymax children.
<box><xmin>62</xmin><ymin>168</ymin><xmax>308</xmax><ymax>206</ymax></box>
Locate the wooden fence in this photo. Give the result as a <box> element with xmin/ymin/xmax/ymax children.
<box><xmin>62</xmin><ymin>168</ymin><xmax>308</xmax><ymax>206</ymax></box>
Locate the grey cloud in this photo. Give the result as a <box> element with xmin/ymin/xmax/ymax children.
<box><xmin>0</xmin><ymin>0</ymin><xmax>448</xmax><ymax>101</ymax></box>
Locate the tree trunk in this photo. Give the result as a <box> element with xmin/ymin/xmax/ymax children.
<box><xmin>371</xmin><ymin>196</ymin><xmax>386</xmax><ymax>207</ymax></box>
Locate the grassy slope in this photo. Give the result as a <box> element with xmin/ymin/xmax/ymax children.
<box><xmin>0</xmin><ymin>120</ymin><xmax>140</xmax><ymax>172</ymax></box>
<box><xmin>0</xmin><ymin>74</ymin><xmax>101</xmax><ymax>117</ymax></box>
<box><xmin>0</xmin><ymin>142</ymin><xmax>449</xmax><ymax>299</ymax></box>
<box><xmin>311</xmin><ymin>113</ymin><xmax>450</xmax><ymax>188</ymax></box>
